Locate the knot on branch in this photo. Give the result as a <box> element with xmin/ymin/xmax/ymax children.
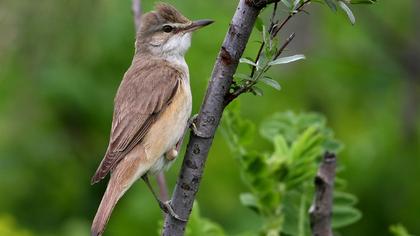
<box><xmin>221</xmin><ymin>46</ymin><xmax>233</xmax><ymax>65</ymax></box>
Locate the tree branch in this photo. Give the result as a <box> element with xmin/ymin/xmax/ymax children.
<box><xmin>162</xmin><ymin>1</ymin><xmax>263</xmax><ymax>235</ymax></box>
<box><xmin>309</xmin><ymin>152</ymin><xmax>337</xmax><ymax>236</ymax></box>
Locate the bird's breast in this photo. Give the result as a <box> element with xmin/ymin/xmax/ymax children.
<box><xmin>142</xmin><ymin>76</ymin><xmax>192</xmax><ymax>173</ymax></box>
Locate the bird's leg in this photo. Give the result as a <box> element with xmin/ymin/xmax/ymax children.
<box><xmin>141</xmin><ymin>174</ymin><xmax>186</xmax><ymax>222</ymax></box>
<box><xmin>188</xmin><ymin>114</ymin><xmax>212</xmax><ymax>138</ymax></box>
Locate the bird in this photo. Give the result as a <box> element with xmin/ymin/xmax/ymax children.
<box><xmin>90</xmin><ymin>3</ymin><xmax>213</xmax><ymax>236</ymax></box>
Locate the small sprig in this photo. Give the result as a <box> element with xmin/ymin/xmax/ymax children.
<box><xmin>225</xmin><ymin>0</ymin><xmax>311</xmax><ymax>105</ymax></box>
<box><xmin>229</xmin><ymin>33</ymin><xmax>305</xmax><ymax>101</ymax></box>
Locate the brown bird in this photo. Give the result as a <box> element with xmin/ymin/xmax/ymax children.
<box><xmin>90</xmin><ymin>3</ymin><xmax>213</xmax><ymax>236</ymax></box>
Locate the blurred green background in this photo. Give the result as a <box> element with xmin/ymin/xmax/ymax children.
<box><xmin>0</xmin><ymin>0</ymin><xmax>419</xmax><ymax>235</ymax></box>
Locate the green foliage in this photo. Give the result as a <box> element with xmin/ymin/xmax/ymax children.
<box><xmin>1</xmin><ymin>0</ymin><xmax>418</xmax><ymax>235</ymax></box>
<box><xmin>389</xmin><ymin>224</ymin><xmax>414</xmax><ymax>236</ymax></box>
<box><xmin>235</xmin><ymin>0</ymin><xmax>379</xmax><ymax>98</ymax></box>
<box><xmin>313</xmin><ymin>0</ymin><xmax>376</xmax><ymax>25</ymax></box>
<box><xmin>222</xmin><ymin>106</ymin><xmax>361</xmax><ymax>235</ymax></box>
<box><xmin>0</xmin><ymin>215</ymin><xmax>32</xmax><ymax>236</ymax></box>
<box><xmin>237</xmin><ymin>21</ymin><xmax>305</xmax><ymax>96</ymax></box>
<box><xmin>185</xmin><ymin>202</ymin><xmax>226</xmax><ymax>236</ymax></box>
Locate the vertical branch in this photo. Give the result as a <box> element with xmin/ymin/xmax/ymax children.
<box><xmin>132</xmin><ymin>0</ymin><xmax>142</xmax><ymax>32</ymax></box>
<box><xmin>309</xmin><ymin>152</ymin><xmax>337</xmax><ymax>236</ymax></box>
<box><xmin>131</xmin><ymin>0</ymin><xmax>169</xmax><ymax>211</ymax></box>
<box><xmin>162</xmin><ymin>0</ymin><xmax>268</xmax><ymax>235</ymax></box>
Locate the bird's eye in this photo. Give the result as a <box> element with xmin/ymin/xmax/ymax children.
<box><xmin>162</xmin><ymin>25</ymin><xmax>173</xmax><ymax>33</ymax></box>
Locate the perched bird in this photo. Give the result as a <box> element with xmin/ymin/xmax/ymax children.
<box><xmin>90</xmin><ymin>3</ymin><xmax>213</xmax><ymax>236</ymax></box>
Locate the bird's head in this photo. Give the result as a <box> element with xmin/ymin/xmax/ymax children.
<box><xmin>135</xmin><ymin>3</ymin><xmax>213</xmax><ymax>56</ymax></box>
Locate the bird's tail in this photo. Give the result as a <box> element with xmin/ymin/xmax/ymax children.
<box><xmin>91</xmin><ymin>176</ymin><xmax>125</xmax><ymax>236</ymax></box>
<box><xmin>91</xmin><ymin>145</ymin><xmax>148</xmax><ymax>236</ymax></box>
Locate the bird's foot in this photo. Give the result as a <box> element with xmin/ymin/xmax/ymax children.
<box><xmin>188</xmin><ymin>114</ymin><xmax>211</xmax><ymax>138</ymax></box>
<box><xmin>159</xmin><ymin>200</ymin><xmax>187</xmax><ymax>222</ymax></box>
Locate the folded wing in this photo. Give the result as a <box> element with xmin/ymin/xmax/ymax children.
<box><xmin>91</xmin><ymin>61</ymin><xmax>182</xmax><ymax>184</ymax></box>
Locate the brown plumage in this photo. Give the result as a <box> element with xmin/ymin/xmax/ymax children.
<box><xmin>91</xmin><ymin>60</ymin><xmax>182</xmax><ymax>184</ymax></box>
<box><xmin>90</xmin><ymin>3</ymin><xmax>213</xmax><ymax>236</ymax></box>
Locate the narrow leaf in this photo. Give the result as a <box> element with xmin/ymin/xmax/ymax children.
<box><xmin>389</xmin><ymin>224</ymin><xmax>414</xmax><ymax>236</ymax></box>
<box><xmin>240</xmin><ymin>193</ymin><xmax>260</xmax><ymax>213</ymax></box>
<box><xmin>281</xmin><ymin>0</ymin><xmax>292</xmax><ymax>9</ymax></box>
<box><xmin>251</xmin><ymin>86</ymin><xmax>263</xmax><ymax>96</ymax></box>
<box><xmin>239</xmin><ymin>58</ymin><xmax>258</xmax><ymax>67</ymax></box>
<box><xmin>260</xmin><ymin>77</ymin><xmax>281</xmax><ymax>90</ymax></box>
<box><xmin>338</xmin><ymin>1</ymin><xmax>356</xmax><ymax>25</ymax></box>
<box><xmin>268</xmin><ymin>54</ymin><xmax>306</xmax><ymax>66</ymax></box>
<box><xmin>323</xmin><ymin>0</ymin><xmax>337</xmax><ymax>11</ymax></box>
<box><xmin>234</xmin><ymin>73</ymin><xmax>252</xmax><ymax>81</ymax></box>
<box><xmin>293</xmin><ymin>0</ymin><xmax>301</xmax><ymax>10</ymax></box>
<box><xmin>332</xmin><ymin>206</ymin><xmax>362</xmax><ymax>228</ymax></box>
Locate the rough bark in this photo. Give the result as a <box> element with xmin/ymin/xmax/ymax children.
<box><xmin>162</xmin><ymin>0</ymin><xmax>270</xmax><ymax>235</ymax></box>
<box><xmin>309</xmin><ymin>152</ymin><xmax>337</xmax><ymax>236</ymax></box>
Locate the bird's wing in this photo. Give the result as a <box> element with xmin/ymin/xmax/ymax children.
<box><xmin>91</xmin><ymin>62</ymin><xmax>182</xmax><ymax>184</ymax></box>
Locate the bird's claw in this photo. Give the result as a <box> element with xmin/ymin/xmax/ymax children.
<box><xmin>159</xmin><ymin>200</ymin><xmax>187</xmax><ymax>222</ymax></box>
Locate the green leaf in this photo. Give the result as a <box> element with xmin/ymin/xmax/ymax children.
<box><xmin>251</xmin><ymin>86</ymin><xmax>263</xmax><ymax>96</ymax></box>
<box><xmin>233</xmin><ymin>73</ymin><xmax>252</xmax><ymax>81</ymax></box>
<box><xmin>281</xmin><ymin>0</ymin><xmax>292</xmax><ymax>9</ymax></box>
<box><xmin>292</xmin><ymin>0</ymin><xmax>302</xmax><ymax>10</ymax></box>
<box><xmin>389</xmin><ymin>224</ymin><xmax>414</xmax><ymax>236</ymax></box>
<box><xmin>351</xmin><ymin>0</ymin><xmax>376</xmax><ymax>4</ymax></box>
<box><xmin>272</xmin><ymin>135</ymin><xmax>289</xmax><ymax>160</ymax></box>
<box><xmin>239</xmin><ymin>58</ymin><xmax>258</xmax><ymax>67</ymax></box>
<box><xmin>323</xmin><ymin>0</ymin><xmax>337</xmax><ymax>11</ymax></box>
<box><xmin>240</xmin><ymin>193</ymin><xmax>260</xmax><ymax>213</ymax></box>
<box><xmin>338</xmin><ymin>1</ymin><xmax>356</xmax><ymax>25</ymax></box>
<box><xmin>268</xmin><ymin>54</ymin><xmax>306</xmax><ymax>66</ymax></box>
<box><xmin>262</xmin><ymin>25</ymin><xmax>268</xmax><ymax>44</ymax></box>
<box><xmin>260</xmin><ymin>76</ymin><xmax>281</xmax><ymax>90</ymax></box>
<box><xmin>332</xmin><ymin>205</ymin><xmax>362</xmax><ymax>228</ymax></box>
<box><xmin>334</xmin><ymin>191</ymin><xmax>358</xmax><ymax>206</ymax></box>
<box><xmin>186</xmin><ymin>202</ymin><xmax>226</xmax><ymax>236</ymax></box>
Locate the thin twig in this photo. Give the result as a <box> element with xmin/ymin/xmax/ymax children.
<box><xmin>225</xmin><ymin>32</ymin><xmax>295</xmax><ymax>103</ymax></box>
<box><xmin>250</xmin><ymin>2</ymin><xmax>278</xmax><ymax>78</ymax></box>
<box><xmin>273</xmin><ymin>32</ymin><xmax>296</xmax><ymax>60</ymax></box>
<box><xmin>309</xmin><ymin>152</ymin><xmax>336</xmax><ymax>236</ymax></box>
<box><xmin>156</xmin><ymin>173</ymin><xmax>169</xmax><ymax>202</ymax></box>
<box><xmin>250</xmin><ymin>0</ymin><xmax>311</xmax><ymax>77</ymax></box>
<box><xmin>132</xmin><ymin>0</ymin><xmax>142</xmax><ymax>32</ymax></box>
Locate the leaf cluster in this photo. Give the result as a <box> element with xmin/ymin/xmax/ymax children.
<box><xmin>222</xmin><ymin>106</ymin><xmax>361</xmax><ymax>235</ymax></box>
<box><xmin>185</xmin><ymin>202</ymin><xmax>226</xmax><ymax>236</ymax></box>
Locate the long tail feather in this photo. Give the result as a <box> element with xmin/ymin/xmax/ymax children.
<box><xmin>91</xmin><ymin>145</ymin><xmax>147</xmax><ymax>236</ymax></box>
<box><xmin>91</xmin><ymin>178</ymin><xmax>123</xmax><ymax>236</ymax></box>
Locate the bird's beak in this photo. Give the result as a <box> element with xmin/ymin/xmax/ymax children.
<box><xmin>183</xmin><ymin>19</ymin><xmax>214</xmax><ymax>32</ymax></box>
